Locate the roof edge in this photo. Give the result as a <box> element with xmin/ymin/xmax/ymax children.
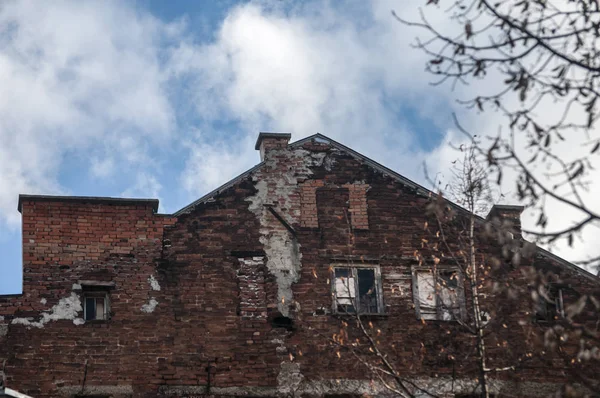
<box><xmin>172</xmin><ymin>133</ymin><xmax>598</xmax><ymax>283</ymax></box>
<box><xmin>173</xmin><ymin>162</ymin><xmax>265</xmax><ymax>216</ymax></box>
<box><xmin>536</xmin><ymin>246</ymin><xmax>600</xmax><ymax>283</ymax></box>
<box><xmin>18</xmin><ymin>194</ymin><xmax>159</xmax><ymax>213</ymax></box>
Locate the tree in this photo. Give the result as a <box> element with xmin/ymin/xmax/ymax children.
<box><xmin>393</xmin><ymin>0</ymin><xmax>600</xmax><ymax>271</ymax></box>
<box><xmin>310</xmin><ymin>139</ymin><xmax>599</xmax><ymax>397</ymax></box>
<box><xmin>389</xmin><ymin>2</ymin><xmax>600</xmax><ymax>395</ymax></box>
<box><xmin>313</xmin><ymin>144</ymin><xmax>528</xmax><ymax>397</ymax></box>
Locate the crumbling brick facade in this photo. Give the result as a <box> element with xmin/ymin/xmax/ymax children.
<box><xmin>0</xmin><ymin>133</ymin><xmax>598</xmax><ymax>398</ymax></box>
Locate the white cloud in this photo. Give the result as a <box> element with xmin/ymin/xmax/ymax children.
<box><xmin>90</xmin><ymin>156</ymin><xmax>115</xmax><ymax>179</ymax></box>
<box><xmin>172</xmin><ymin>1</ymin><xmax>599</xmax><ymax>270</ymax></box>
<box><xmin>121</xmin><ymin>172</ymin><xmax>162</xmax><ymax>200</ymax></box>
<box><xmin>0</xmin><ymin>0</ymin><xmax>597</xmax><ymax>271</ymax></box>
<box><xmin>170</xmin><ymin>2</ymin><xmax>453</xmax><ymax>192</ymax></box>
<box><xmin>0</xmin><ymin>0</ymin><xmax>176</xmax><ymax>227</ymax></box>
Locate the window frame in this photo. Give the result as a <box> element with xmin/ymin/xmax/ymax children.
<box><xmin>412</xmin><ymin>266</ymin><xmax>467</xmax><ymax>321</ymax></box>
<box><xmin>83</xmin><ymin>290</ymin><xmax>110</xmax><ymax>322</ymax></box>
<box><xmin>534</xmin><ymin>284</ymin><xmax>565</xmax><ymax>323</ymax></box>
<box><xmin>330</xmin><ymin>263</ymin><xmax>384</xmax><ymax>315</ymax></box>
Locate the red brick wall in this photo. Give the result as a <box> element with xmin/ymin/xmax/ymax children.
<box><xmin>0</xmin><ymin>141</ymin><xmax>598</xmax><ymax>397</ymax></box>
<box><xmin>0</xmin><ymin>200</ymin><xmax>175</xmax><ymax>397</ymax></box>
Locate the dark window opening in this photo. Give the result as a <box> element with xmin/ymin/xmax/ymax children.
<box><xmin>271</xmin><ymin>315</ymin><xmax>294</xmax><ymax>330</ymax></box>
<box><xmin>83</xmin><ymin>292</ymin><xmax>109</xmax><ymax>321</ymax></box>
<box><xmin>332</xmin><ymin>266</ymin><xmax>383</xmax><ymax>314</ymax></box>
<box><xmin>535</xmin><ymin>285</ymin><xmax>564</xmax><ymax>322</ymax></box>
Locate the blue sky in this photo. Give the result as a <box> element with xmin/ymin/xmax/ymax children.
<box><xmin>0</xmin><ymin>0</ymin><xmax>595</xmax><ymax>294</ymax></box>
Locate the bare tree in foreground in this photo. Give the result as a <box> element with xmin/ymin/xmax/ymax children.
<box><xmin>310</xmin><ymin>148</ymin><xmax>524</xmax><ymax>397</ymax></box>
<box><xmin>393</xmin><ymin>0</ymin><xmax>600</xmax><ymax>272</ymax></box>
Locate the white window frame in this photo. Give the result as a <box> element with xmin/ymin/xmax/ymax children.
<box><xmin>412</xmin><ymin>266</ymin><xmax>466</xmax><ymax>321</ymax></box>
<box><xmin>331</xmin><ymin>264</ymin><xmax>384</xmax><ymax>315</ymax></box>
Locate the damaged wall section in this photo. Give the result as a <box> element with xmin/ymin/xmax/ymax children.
<box><xmin>246</xmin><ymin>139</ymin><xmax>326</xmax><ymax>317</ymax></box>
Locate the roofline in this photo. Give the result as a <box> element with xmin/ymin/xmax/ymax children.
<box><xmin>536</xmin><ymin>246</ymin><xmax>600</xmax><ymax>283</ymax></box>
<box><xmin>490</xmin><ymin>204</ymin><xmax>525</xmax><ymax>211</ymax></box>
<box><xmin>290</xmin><ymin>133</ymin><xmax>429</xmax><ymax>194</ymax></box>
<box><xmin>173</xmin><ymin>162</ymin><xmax>265</xmax><ymax>216</ymax></box>
<box><xmin>174</xmin><ymin>133</ymin><xmax>479</xmax><ymax>219</ymax></box>
<box><xmin>18</xmin><ymin>194</ymin><xmax>159</xmax><ymax>213</ymax></box>
<box><xmin>172</xmin><ymin>133</ymin><xmax>599</xmax><ymax>282</ymax></box>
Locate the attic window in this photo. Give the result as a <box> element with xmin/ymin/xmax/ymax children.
<box><xmin>534</xmin><ymin>285</ymin><xmax>564</xmax><ymax>322</ymax></box>
<box><xmin>332</xmin><ymin>265</ymin><xmax>383</xmax><ymax>314</ymax></box>
<box><xmin>84</xmin><ymin>291</ymin><xmax>110</xmax><ymax>321</ymax></box>
<box><xmin>79</xmin><ymin>282</ymin><xmax>114</xmax><ymax>322</ymax></box>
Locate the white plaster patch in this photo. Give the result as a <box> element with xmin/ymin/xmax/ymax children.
<box><xmin>11</xmin><ymin>292</ymin><xmax>82</xmax><ymax>329</ymax></box>
<box><xmin>246</xmin><ymin>148</ymin><xmax>326</xmax><ymax>317</ymax></box>
<box><xmin>141</xmin><ymin>298</ymin><xmax>158</xmax><ymax>313</ymax></box>
<box><xmin>72</xmin><ymin>283</ymin><xmax>82</xmax><ymax>290</ymax></box>
<box><xmin>40</xmin><ymin>298</ymin><xmax>47</xmax><ymax>305</ymax></box>
<box><xmin>73</xmin><ymin>318</ymin><xmax>85</xmax><ymax>325</ymax></box>
<box><xmin>277</xmin><ymin>362</ymin><xmax>304</xmax><ymax>395</ymax></box>
<box><xmin>148</xmin><ymin>274</ymin><xmax>161</xmax><ymax>291</ymax></box>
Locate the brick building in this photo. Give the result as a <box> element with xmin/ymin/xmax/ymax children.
<box><xmin>0</xmin><ymin>133</ymin><xmax>598</xmax><ymax>397</ymax></box>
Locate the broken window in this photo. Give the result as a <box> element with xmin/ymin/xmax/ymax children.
<box><xmin>332</xmin><ymin>266</ymin><xmax>383</xmax><ymax>314</ymax></box>
<box><xmin>534</xmin><ymin>285</ymin><xmax>564</xmax><ymax>322</ymax></box>
<box><xmin>413</xmin><ymin>268</ymin><xmax>465</xmax><ymax>321</ymax></box>
<box><xmin>83</xmin><ymin>291</ymin><xmax>110</xmax><ymax>321</ymax></box>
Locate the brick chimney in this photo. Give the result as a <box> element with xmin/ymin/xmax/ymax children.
<box><xmin>486</xmin><ymin>204</ymin><xmax>524</xmax><ymax>238</ymax></box>
<box><xmin>255</xmin><ymin>132</ymin><xmax>291</xmax><ymax>161</ymax></box>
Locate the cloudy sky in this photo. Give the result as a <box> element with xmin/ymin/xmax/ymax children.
<box><xmin>0</xmin><ymin>0</ymin><xmax>598</xmax><ymax>293</ymax></box>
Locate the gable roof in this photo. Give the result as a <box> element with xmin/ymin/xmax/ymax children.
<box><xmin>173</xmin><ymin>133</ymin><xmax>599</xmax><ymax>283</ymax></box>
<box><xmin>174</xmin><ymin>133</ymin><xmax>430</xmax><ymax>216</ymax></box>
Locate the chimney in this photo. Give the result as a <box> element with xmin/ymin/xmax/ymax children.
<box><xmin>255</xmin><ymin>132</ymin><xmax>291</xmax><ymax>161</ymax></box>
<box><xmin>486</xmin><ymin>204</ymin><xmax>524</xmax><ymax>238</ymax></box>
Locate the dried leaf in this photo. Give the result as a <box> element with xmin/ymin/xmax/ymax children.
<box><xmin>465</xmin><ymin>21</ymin><xmax>473</xmax><ymax>39</ymax></box>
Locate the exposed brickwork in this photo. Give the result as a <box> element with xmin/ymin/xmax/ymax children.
<box><xmin>343</xmin><ymin>182</ymin><xmax>369</xmax><ymax>230</ymax></box>
<box><xmin>0</xmin><ymin>135</ymin><xmax>598</xmax><ymax>397</ymax></box>
<box><xmin>300</xmin><ymin>179</ymin><xmax>324</xmax><ymax>228</ymax></box>
<box><xmin>237</xmin><ymin>257</ymin><xmax>267</xmax><ymax>319</ymax></box>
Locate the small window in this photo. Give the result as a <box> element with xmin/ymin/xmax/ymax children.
<box><xmin>413</xmin><ymin>268</ymin><xmax>465</xmax><ymax>321</ymax></box>
<box><xmin>83</xmin><ymin>292</ymin><xmax>110</xmax><ymax>321</ymax></box>
<box><xmin>332</xmin><ymin>265</ymin><xmax>383</xmax><ymax>314</ymax></box>
<box><xmin>534</xmin><ymin>285</ymin><xmax>564</xmax><ymax>322</ymax></box>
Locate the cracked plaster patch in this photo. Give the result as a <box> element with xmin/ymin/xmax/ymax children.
<box><xmin>246</xmin><ymin>148</ymin><xmax>326</xmax><ymax>317</ymax></box>
<box><xmin>11</xmin><ymin>292</ymin><xmax>82</xmax><ymax>329</ymax></box>
<box><xmin>148</xmin><ymin>274</ymin><xmax>161</xmax><ymax>291</ymax></box>
<box><xmin>141</xmin><ymin>298</ymin><xmax>158</xmax><ymax>313</ymax></box>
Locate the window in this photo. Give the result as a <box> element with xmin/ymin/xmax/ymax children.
<box><xmin>83</xmin><ymin>291</ymin><xmax>110</xmax><ymax>321</ymax></box>
<box><xmin>413</xmin><ymin>268</ymin><xmax>465</xmax><ymax>321</ymax></box>
<box><xmin>332</xmin><ymin>265</ymin><xmax>383</xmax><ymax>314</ymax></box>
<box><xmin>534</xmin><ymin>285</ymin><xmax>564</xmax><ymax>322</ymax></box>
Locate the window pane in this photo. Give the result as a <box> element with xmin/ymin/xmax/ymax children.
<box><xmin>417</xmin><ymin>272</ymin><xmax>437</xmax><ymax>317</ymax></box>
<box><xmin>357</xmin><ymin>269</ymin><xmax>378</xmax><ymax>313</ymax></box>
<box><xmin>85</xmin><ymin>297</ymin><xmax>96</xmax><ymax>321</ymax></box>
<box><xmin>438</xmin><ymin>271</ymin><xmax>459</xmax><ymax>320</ymax></box>
<box><xmin>96</xmin><ymin>298</ymin><xmax>105</xmax><ymax>320</ymax></box>
<box><xmin>334</xmin><ymin>268</ymin><xmax>355</xmax><ymax>313</ymax></box>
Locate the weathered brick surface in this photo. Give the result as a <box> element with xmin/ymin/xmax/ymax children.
<box><xmin>0</xmin><ymin>137</ymin><xmax>598</xmax><ymax>397</ymax></box>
